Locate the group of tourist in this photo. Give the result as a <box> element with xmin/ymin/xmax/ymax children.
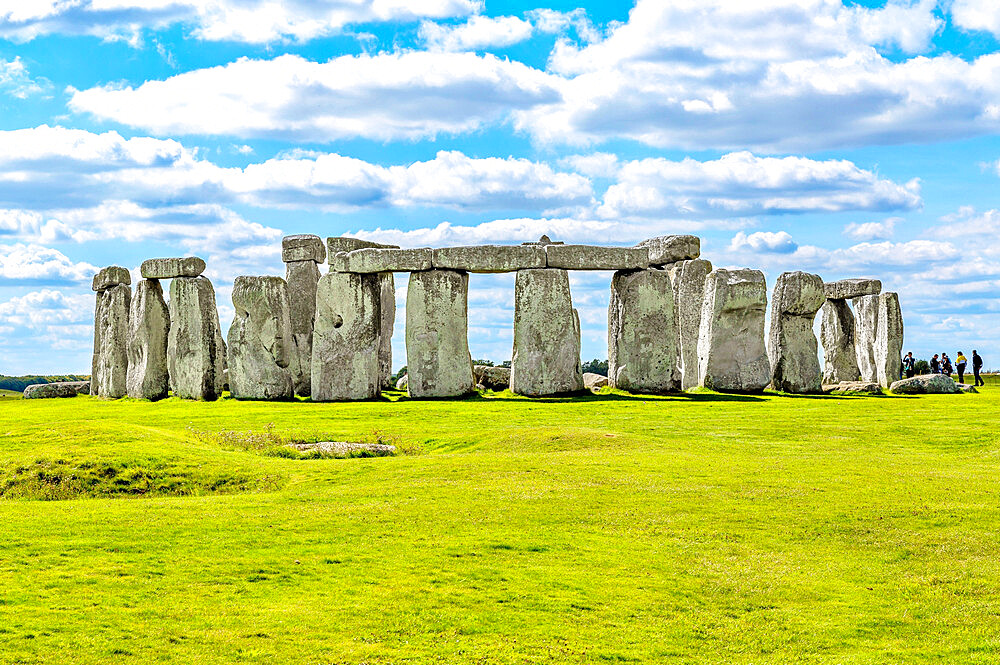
<box><xmin>902</xmin><ymin>350</ymin><xmax>985</xmax><ymax>386</ymax></box>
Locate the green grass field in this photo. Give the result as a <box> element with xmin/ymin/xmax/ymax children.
<box><xmin>1</xmin><ymin>387</ymin><xmax>999</xmax><ymax>663</ymax></box>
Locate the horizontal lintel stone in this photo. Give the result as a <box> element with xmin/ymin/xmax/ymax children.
<box><xmin>140</xmin><ymin>257</ymin><xmax>206</xmax><ymax>280</ymax></box>
<box><xmin>282</xmin><ymin>234</ymin><xmax>326</xmax><ymax>263</ymax></box>
<box><xmin>326</xmin><ymin>236</ymin><xmax>398</xmax><ymax>261</ymax></box>
<box><xmin>92</xmin><ymin>266</ymin><xmax>131</xmax><ymax>292</ymax></box>
<box><xmin>824</xmin><ymin>278</ymin><xmax>882</xmax><ymax>300</ymax></box>
<box><xmin>635</xmin><ymin>235</ymin><xmax>700</xmax><ymax>265</ymax></box>
<box><xmin>331</xmin><ymin>248</ymin><xmax>433</xmax><ymax>273</ymax></box>
<box><xmin>432</xmin><ymin>245</ymin><xmax>546</xmax><ymax>273</ymax></box>
<box><xmin>545</xmin><ymin>244</ymin><xmax>649</xmax><ymax>271</ymax></box>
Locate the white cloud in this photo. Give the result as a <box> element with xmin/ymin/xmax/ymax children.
<box><xmin>844</xmin><ymin>217</ymin><xmax>899</xmax><ymax>240</ymax></box>
<box><xmin>933</xmin><ymin>206</ymin><xmax>1000</xmax><ymax>238</ymax></box>
<box><xmin>598</xmin><ymin>152</ymin><xmax>921</xmax><ymax>219</ymax></box>
<box><xmin>0</xmin><ymin>0</ymin><xmax>481</xmax><ymax>44</ymax></box>
<box><xmin>729</xmin><ymin>230</ymin><xmax>798</xmax><ymax>254</ymax></box>
<box><xmin>0</xmin><ymin>244</ymin><xmax>97</xmax><ymax>284</ymax></box>
<box><xmin>69</xmin><ymin>52</ymin><xmax>560</xmax><ymax>142</ymax></box>
<box><xmin>0</xmin><ymin>56</ymin><xmax>49</xmax><ymax>98</ymax></box>
<box><xmin>420</xmin><ymin>15</ymin><xmax>533</xmax><ymax>51</ymax></box>
<box><xmin>558</xmin><ymin>152</ymin><xmax>619</xmax><ymax>178</ymax></box>
<box><xmin>0</xmin><ymin>289</ymin><xmax>92</xmax><ymax>328</ymax></box>
<box><xmin>951</xmin><ymin>0</ymin><xmax>1000</xmax><ymax>37</ymax></box>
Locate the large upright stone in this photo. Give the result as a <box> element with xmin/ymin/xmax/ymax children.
<box><xmin>311</xmin><ymin>272</ymin><xmax>381</xmax><ymax>401</ymax></box>
<box><xmin>510</xmin><ymin>269</ymin><xmax>584</xmax><ymax>396</ymax></box>
<box><xmin>768</xmin><ymin>271</ymin><xmax>825</xmax><ymax>394</ymax></box>
<box><xmin>168</xmin><ymin>276</ymin><xmax>225</xmax><ymax>400</ymax></box>
<box><xmin>608</xmin><ymin>269</ymin><xmax>678</xmax><ymax>393</ymax></box>
<box><xmin>697</xmin><ymin>269</ymin><xmax>770</xmax><ymax>393</ymax></box>
<box><xmin>876</xmin><ymin>292</ymin><xmax>904</xmax><ymax>389</ymax></box>
<box><xmin>667</xmin><ymin>258</ymin><xmax>712</xmax><ymax>390</ymax></box>
<box><xmin>285</xmin><ymin>259</ymin><xmax>321</xmax><ymax>396</ymax></box>
<box><xmin>91</xmin><ymin>283</ymin><xmax>130</xmax><ymax>398</ymax></box>
<box><xmin>378</xmin><ymin>273</ymin><xmax>395</xmax><ymax>390</ymax></box>
<box><xmin>820</xmin><ymin>300</ymin><xmax>860</xmax><ymax>384</ymax></box>
<box><xmin>852</xmin><ymin>294</ymin><xmax>879</xmax><ymax>383</ymax></box>
<box><xmin>126</xmin><ymin>279</ymin><xmax>169</xmax><ymax>400</ymax></box>
<box><xmin>228</xmin><ymin>276</ymin><xmax>295</xmax><ymax>400</ymax></box>
<box><xmin>405</xmin><ymin>270</ymin><xmax>474</xmax><ymax>397</ymax></box>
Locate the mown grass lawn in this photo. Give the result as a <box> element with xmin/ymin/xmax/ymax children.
<box><xmin>1</xmin><ymin>387</ymin><xmax>999</xmax><ymax>663</ymax></box>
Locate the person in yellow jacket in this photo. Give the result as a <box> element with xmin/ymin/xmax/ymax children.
<box><xmin>956</xmin><ymin>351</ymin><xmax>968</xmax><ymax>384</ymax></box>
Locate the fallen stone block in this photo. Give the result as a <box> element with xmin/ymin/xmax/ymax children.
<box><xmin>698</xmin><ymin>268</ymin><xmax>770</xmax><ymax>393</ymax></box>
<box><xmin>395</xmin><ymin>374</ymin><xmax>408</xmax><ymax>391</ymax></box>
<box><xmin>311</xmin><ymin>271</ymin><xmax>381</xmax><ymax>401</ymax></box>
<box><xmin>473</xmin><ymin>365</ymin><xmax>511</xmax><ymax>391</ymax></box>
<box><xmin>228</xmin><ymin>276</ymin><xmax>296</xmax><ymax>400</ymax></box>
<box><xmin>282</xmin><ymin>234</ymin><xmax>326</xmax><ymax>263</ymax></box>
<box><xmin>331</xmin><ymin>247</ymin><xmax>433</xmax><ymax>273</ymax></box>
<box><xmin>431</xmin><ymin>245</ymin><xmax>546</xmax><ymax>273</ymax></box>
<box><xmin>608</xmin><ymin>269</ymin><xmax>678</xmax><ymax>393</ymax></box>
<box><xmin>889</xmin><ymin>374</ymin><xmax>962</xmax><ymax>394</ymax></box>
<box><xmin>636</xmin><ymin>235</ymin><xmax>700</xmax><ymax>266</ymax></box>
<box><xmin>405</xmin><ymin>269</ymin><xmax>474</xmax><ymax>397</ymax></box>
<box><xmin>583</xmin><ymin>373</ymin><xmax>608</xmax><ymax>390</ymax></box>
<box><xmin>127</xmin><ymin>278</ymin><xmax>170</xmax><ymax>400</ymax></box>
<box><xmin>545</xmin><ymin>244</ymin><xmax>649</xmax><ymax>271</ymax></box>
<box><xmin>92</xmin><ymin>266</ymin><xmax>131</xmax><ymax>292</ymax></box>
<box><xmin>140</xmin><ymin>257</ymin><xmax>206</xmax><ymax>279</ymax></box>
<box><xmin>828</xmin><ymin>381</ymin><xmax>882</xmax><ymax>395</ymax></box>
<box><xmin>768</xmin><ymin>271</ymin><xmax>825</xmax><ymax>394</ymax></box>
<box><xmin>23</xmin><ymin>381</ymin><xmax>90</xmax><ymax>399</ymax></box>
<box><xmin>824</xmin><ymin>278</ymin><xmax>881</xmax><ymax>300</ymax></box>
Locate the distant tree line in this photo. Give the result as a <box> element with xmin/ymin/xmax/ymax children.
<box><xmin>0</xmin><ymin>375</ymin><xmax>89</xmax><ymax>392</ymax></box>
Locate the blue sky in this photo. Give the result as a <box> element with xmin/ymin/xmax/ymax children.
<box><xmin>2</xmin><ymin>0</ymin><xmax>1000</xmax><ymax>374</ymax></box>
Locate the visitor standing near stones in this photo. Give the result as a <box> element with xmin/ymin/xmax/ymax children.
<box><xmin>973</xmin><ymin>350</ymin><xmax>985</xmax><ymax>386</ymax></box>
<box><xmin>903</xmin><ymin>352</ymin><xmax>916</xmax><ymax>379</ymax></box>
<box><xmin>956</xmin><ymin>351</ymin><xmax>968</xmax><ymax>384</ymax></box>
<box><xmin>91</xmin><ymin>266</ymin><xmax>132</xmax><ymax>399</ymax></box>
<box><xmin>941</xmin><ymin>353</ymin><xmax>953</xmax><ymax>377</ymax></box>
<box><xmin>930</xmin><ymin>354</ymin><xmax>940</xmax><ymax>373</ymax></box>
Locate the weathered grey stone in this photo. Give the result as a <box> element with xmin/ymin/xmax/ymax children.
<box><xmin>23</xmin><ymin>381</ymin><xmax>90</xmax><ymax>399</ymax></box>
<box><xmin>828</xmin><ymin>381</ymin><xmax>883</xmax><ymax>395</ymax></box>
<box><xmin>378</xmin><ymin>273</ymin><xmax>395</xmax><ymax>390</ymax></box>
<box><xmin>852</xmin><ymin>294</ymin><xmax>879</xmax><ymax>383</ymax></box>
<box><xmin>326</xmin><ymin>236</ymin><xmax>398</xmax><ymax>260</ymax></box>
<box><xmin>666</xmin><ymin>259</ymin><xmax>712</xmax><ymax>390</ymax></box>
<box><xmin>824</xmin><ymin>278</ymin><xmax>881</xmax><ymax>300</ymax></box>
<box><xmin>521</xmin><ymin>235</ymin><xmax>564</xmax><ymax>246</ymax></box>
<box><xmin>889</xmin><ymin>374</ymin><xmax>961</xmax><ymax>394</ymax></box>
<box><xmin>228</xmin><ymin>276</ymin><xmax>296</xmax><ymax>400</ymax></box>
<box><xmin>545</xmin><ymin>244</ymin><xmax>649</xmax><ymax>271</ymax></box>
<box><xmin>636</xmin><ymin>235</ymin><xmax>700</xmax><ymax>266</ymax></box>
<box><xmin>432</xmin><ymin>245</ymin><xmax>546</xmax><ymax>273</ymax></box>
<box><xmin>820</xmin><ymin>300</ymin><xmax>860</xmax><ymax>384</ymax></box>
<box><xmin>608</xmin><ymin>269</ymin><xmax>678</xmax><ymax>393</ymax></box>
<box><xmin>140</xmin><ymin>257</ymin><xmax>205</xmax><ymax>279</ymax></box>
<box><xmin>127</xmin><ymin>279</ymin><xmax>169</xmax><ymax>400</ymax></box>
<box><xmin>957</xmin><ymin>383</ymin><xmax>979</xmax><ymax>393</ymax></box>
<box><xmin>92</xmin><ymin>266</ymin><xmax>131</xmax><ymax>292</ymax></box>
<box><xmin>311</xmin><ymin>272</ymin><xmax>381</xmax><ymax>401</ymax></box>
<box><xmin>91</xmin><ymin>283</ymin><xmax>130</xmax><ymax>398</ymax></box>
<box><xmin>583</xmin><ymin>373</ymin><xmax>608</xmax><ymax>390</ymax></box>
<box><xmin>405</xmin><ymin>270</ymin><xmax>474</xmax><ymax>397</ymax></box>
<box><xmin>285</xmin><ymin>259</ymin><xmax>321</xmax><ymax>396</ymax></box>
<box><xmin>876</xmin><ymin>292</ymin><xmax>904</xmax><ymax>389</ymax></box>
<box><xmin>331</xmin><ymin>248</ymin><xmax>433</xmax><ymax>273</ymax></box>
<box><xmin>510</xmin><ymin>269</ymin><xmax>584</xmax><ymax>396</ymax></box>
<box><xmin>697</xmin><ymin>269</ymin><xmax>770</xmax><ymax>393</ymax></box>
<box><xmin>167</xmin><ymin>276</ymin><xmax>225</xmax><ymax>400</ymax></box>
<box><xmin>282</xmin><ymin>234</ymin><xmax>326</xmax><ymax>263</ymax></box>
<box><xmin>768</xmin><ymin>271</ymin><xmax>825</xmax><ymax>394</ymax></box>
<box><xmin>473</xmin><ymin>365</ymin><xmax>510</xmax><ymax>390</ymax></box>
<box><xmin>395</xmin><ymin>374</ymin><xmax>408</xmax><ymax>391</ymax></box>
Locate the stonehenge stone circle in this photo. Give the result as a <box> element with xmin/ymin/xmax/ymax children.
<box><xmin>127</xmin><ymin>278</ymin><xmax>170</xmax><ymax>400</ymax></box>
<box><xmin>92</xmin><ymin>266</ymin><xmax>131</xmax><ymax>293</ymax></box>
<box><xmin>824</xmin><ymin>278</ymin><xmax>881</xmax><ymax>300</ymax></box>
<box><xmin>608</xmin><ymin>269</ymin><xmax>678</xmax><ymax>393</ymax></box>
<box><xmin>405</xmin><ymin>269</ymin><xmax>475</xmax><ymax>397</ymax></box>
<box><xmin>312</xmin><ymin>271</ymin><xmax>381</xmax><ymax>401</ymax></box>
<box><xmin>285</xmin><ymin>258</ymin><xmax>321</xmax><ymax>396</ymax></box>
<box><xmin>228</xmin><ymin>276</ymin><xmax>295</xmax><ymax>400</ymax></box>
<box><xmin>92</xmin><ymin>282</ymin><xmax>130</xmax><ymax>399</ymax></box>
<box><xmin>167</xmin><ymin>276</ymin><xmax>225</xmax><ymax>400</ymax></box>
<box><xmin>379</xmin><ymin>272</ymin><xmax>396</xmax><ymax>390</ymax></box>
<box><xmin>432</xmin><ymin>245</ymin><xmax>545</xmax><ymax>273</ymax></box>
<box><xmin>667</xmin><ymin>258</ymin><xmax>712</xmax><ymax>390</ymax></box>
<box><xmin>819</xmin><ymin>299</ymin><xmax>860</xmax><ymax>384</ymax></box>
<box><xmin>510</xmin><ymin>268</ymin><xmax>584</xmax><ymax>396</ymax></box>
<box><xmin>876</xmin><ymin>292</ymin><xmax>904</xmax><ymax>388</ymax></box>
<box><xmin>636</xmin><ymin>235</ymin><xmax>700</xmax><ymax>266</ymax></box>
<box><xmin>697</xmin><ymin>269</ymin><xmax>770</xmax><ymax>393</ymax></box>
<box><xmin>545</xmin><ymin>244</ymin><xmax>649</xmax><ymax>271</ymax></box>
<box><xmin>140</xmin><ymin>257</ymin><xmax>205</xmax><ymax>279</ymax></box>
<box><xmin>282</xmin><ymin>234</ymin><xmax>326</xmax><ymax>263</ymax></box>
<box><xmin>852</xmin><ymin>294</ymin><xmax>879</xmax><ymax>383</ymax></box>
<box><xmin>768</xmin><ymin>271</ymin><xmax>825</xmax><ymax>394</ymax></box>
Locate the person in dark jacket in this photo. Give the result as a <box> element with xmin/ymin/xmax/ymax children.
<box><xmin>973</xmin><ymin>350</ymin><xmax>985</xmax><ymax>387</ymax></box>
<box><xmin>903</xmin><ymin>352</ymin><xmax>916</xmax><ymax>378</ymax></box>
<box><xmin>941</xmin><ymin>353</ymin><xmax>953</xmax><ymax>377</ymax></box>
<box><xmin>930</xmin><ymin>354</ymin><xmax>940</xmax><ymax>373</ymax></box>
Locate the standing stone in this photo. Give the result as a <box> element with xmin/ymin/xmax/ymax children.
<box><xmin>608</xmin><ymin>269</ymin><xmax>678</xmax><ymax>393</ymax></box>
<box><xmin>127</xmin><ymin>279</ymin><xmax>169</xmax><ymax>400</ymax></box>
<box><xmin>311</xmin><ymin>272</ymin><xmax>381</xmax><ymax>401</ymax></box>
<box><xmin>697</xmin><ymin>269</ymin><xmax>770</xmax><ymax>393</ymax></box>
<box><xmin>168</xmin><ymin>276</ymin><xmax>225</xmax><ymax>400</ymax></box>
<box><xmin>510</xmin><ymin>269</ymin><xmax>584</xmax><ymax>396</ymax></box>
<box><xmin>405</xmin><ymin>270</ymin><xmax>474</xmax><ymax>397</ymax></box>
<box><xmin>768</xmin><ymin>271</ymin><xmax>825</xmax><ymax>394</ymax></box>
<box><xmin>876</xmin><ymin>292</ymin><xmax>904</xmax><ymax>389</ymax></box>
<box><xmin>379</xmin><ymin>273</ymin><xmax>395</xmax><ymax>390</ymax></box>
<box><xmin>667</xmin><ymin>259</ymin><xmax>712</xmax><ymax>390</ymax></box>
<box><xmin>228</xmin><ymin>276</ymin><xmax>296</xmax><ymax>400</ymax></box>
<box><xmin>92</xmin><ymin>283</ymin><xmax>130</xmax><ymax>398</ymax></box>
<box><xmin>852</xmin><ymin>294</ymin><xmax>879</xmax><ymax>383</ymax></box>
<box><xmin>820</xmin><ymin>300</ymin><xmax>860</xmax><ymax>384</ymax></box>
<box><xmin>285</xmin><ymin>258</ymin><xmax>321</xmax><ymax>396</ymax></box>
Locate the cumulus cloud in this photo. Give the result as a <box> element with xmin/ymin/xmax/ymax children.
<box><xmin>69</xmin><ymin>52</ymin><xmax>560</xmax><ymax>142</ymax></box>
<box><xmin>728</xmin><ymin>230</ymin><xmax>798</xmax><ymax>254</ymax></box>
<box><xmin>0</xmin><ymin>244</ymin><xmax>97</xmax><ymax>284</ymax></box>
<box><xmin>951</xmin><ymin>0</ymin><xmax>1000</xmax><ymax>37</ymax></box>
<box><xmin>932</xmin><ymin>206</ymin><xmax>1000</xmax><ymax>238</ymax></box>
<box><xmin>844</xmin><ymin>217</ymin><xmax>899</xmax><ymax>240</ymax></box>
<box><xmin>419</xmin><ymin>15</ymin><xmax>533</xmax><ymax>51</ymax></box>
<box><xmin>597</xmin><ymin>152</ymin><xmax>921</xmax><ymax>219</ymax></box>
<box><xmin>0</xmin><ymin>57</ymin><xmax>49</xmax><ymax>98</ymax></box>
<box><xmin>0</xmin><ymin>0</ymin><xmax>481</xmax><ymax>44</ymax></box>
